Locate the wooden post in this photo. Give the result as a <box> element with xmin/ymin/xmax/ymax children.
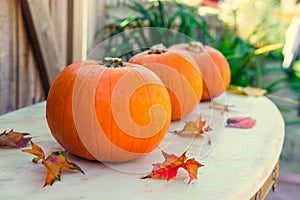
<box><xmin>20</xmin><ymin>0</ymin><xmax>61</xmax><ymax>96</ymax></box>
<box><xmin>87</xmin><ymin>0</ymin><xmax>106</xmax><ymax>53</ymax></box>
<box><xmin>67</xmin><ymin>0</ymin><xmax>89</xmax><ymax>64</ymax></box>
<box><xmin>49</xmin><ymin>0</ymin><xmax>68</xmax><ymax>68</ymax></box>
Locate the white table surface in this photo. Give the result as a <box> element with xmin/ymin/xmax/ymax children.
<box><xmin>0</xmin><ymin>93</ymin><xmax>285</xmax><ymax>200</ymax></box>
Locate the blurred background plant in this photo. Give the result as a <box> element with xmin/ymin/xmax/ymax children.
<box><xmin>96</xmin><ymin>0</ymin><xmax>215</xmax><ymax>59</ymax></box>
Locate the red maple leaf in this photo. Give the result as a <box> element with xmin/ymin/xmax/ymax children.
<box><xmin>141</xmin><ymin>151</ymin><xmax>204</xmax><ymax>184</ymax></box>
<box><xmin>226</xmin><ymin>117</ymin><xmax>256</xmax><ymax>129</ymax></box>
<box><xmin>182</xmin><ymin>158</ymin><xmax>204</xmax><ymax>184</ymax></box>
<box><xmin>0</xmin><ymin>129</ymin><xmax>32</xmax><ymax>148</ymax></box>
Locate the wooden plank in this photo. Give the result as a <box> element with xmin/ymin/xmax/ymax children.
<box><xmin>49</xmin><ymin>0</ymin><xmax>68</xmax><ymax>67</ymax></box>
<box><xmin>20</xmin><ymin>0</ymin><xmax>61</xmax><ymax>95</ymax></box>
<box><xmin>66</xmin><ymin>0</ymin><xmax>74</xmax><ymax>64</ymax></box>
<box><xmin>17</xmin><ymin>0</ymin><xmax>30</xmax><ymax>108</ymax></box>
<box><xmin>87</xmin><ymin>0</ymin><xmax>106</xmax><ymax>54</ymax></box>
<box><xmin>26</xmin><ymin>48</ymin><xmax>44</xmax><ymax>105</ymax></box>
<box><xmin>67</xmin><ymin>0</ymin><xmax>88</xmax><ymax>63</ymax></box>
<box><xmin>67</xmin><ymin>0</ymin><xmax>107</xmax><ymax>62</ymax></box>
<box><xmin>16</xmin><ymin>0</ymin><xmax>45</xmax><ymax>108</ymax></box>
<box><xmin>0</xmin><ymin>0</ymin><xmax>18</xmax><ymax>115</ymax></box>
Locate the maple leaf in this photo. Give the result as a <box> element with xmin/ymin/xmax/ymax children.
<box><xmin>228</xmin><ymin>85</ymin><xmax>267</xmax><ymax>97</ymax></box>
<box><xmin>209</xmin><ymin>102</ymin><xmax>234</xmax><ymax>114</ymax></box>
<box><xmin>0</xmin><ymin>129</ymin><xmax>32</xmax><ymax>148</ymax></box>
<box><xmin>22</xmin><ymin>142</ymin><xmax>84</xmax><ymax>187</ymax></box>
<box><xmin>226</xmin><ymin>117</ymin><xmax>256</xmax><ymax>129</ymax></box>
<box><xmin>42</xmin><ymin>151</ymin><xmax>85</xmax><ymax>186</ymax></box>
<box><xmin>141</xmin><ymin>151</ymin><xmax>204</xmax><ymax>184</ymax></box>
<box><xmin>195</xmin><ymin>116</ymin><xmax>212</xmax><ymax>134</ymax></box>
<box><xmin>182</xmin><ymin>158</ymin><xmax>204</xmax><ymax>184</ymax></box>
<box><xmin>22</xmin><ymin>141</ymin><xmax>45</xmax><ymax>163</ymax></box>
<box><xmin>173</xmin><ymin>116</ymin><xmax>212</xmax><ymax>144</ymax></box>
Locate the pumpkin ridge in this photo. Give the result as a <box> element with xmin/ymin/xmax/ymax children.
<box><xmin>137</xmin><ymin>70</ymin><xmax>155</xmax><ymax>153</ymax></box>
<box><xmin>71</xmin><ymin>66</ymin><xmax>97</xmax><ymax>159</ymax></box>
<box><xmin>108</xmin><ymin>69</ymin><xmax>113</xmax><ymax>159</ymax></box>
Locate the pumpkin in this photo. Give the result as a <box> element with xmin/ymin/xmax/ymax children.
<box><xmin>46</xmin><ymin>58</ymin><xmax>172</xmax><ymax>162</ymax></box>
<box><xmin>169</xmin><ymin>42</ymin><xmax>231</xmax><ymax>101</ymax></box>
<box><xmin>129</xmin><ymin>44</ymin><xmax>203</xmax><ymax>121</ymax></box>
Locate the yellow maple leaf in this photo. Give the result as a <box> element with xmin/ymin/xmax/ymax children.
<box><xmin>173</xmin><ymin>115</ymin><xmax>212</xmax><ymax>144</ymax></box>
<box><xmin>22</xmin><ymin>142</ymin><xmax>84</xmax><ymax>187</ymax></box>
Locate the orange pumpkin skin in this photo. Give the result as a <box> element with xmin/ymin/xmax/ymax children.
<box><xmin>46</xmin><ymin>59</ymin><xmax>172</xmax><ymax>162</ymax></box>
<box><xmin>169</xmin><ymin>42</ymin><xmax>231</xmax><ymax>101</ymax></box>
<box><xmin>129</xmin><ymin>44</ymin><xmax>203</xmax><ymax>121</ymax></box>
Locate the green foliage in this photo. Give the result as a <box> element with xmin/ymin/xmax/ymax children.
<box><xmin>215</xmin><ymin>25</ymin><xmax>286</xmax><ymax>90</ymax></box>
<box><xmin>96</xmin><ymin>0</ymin><xmax>298</xmax><ymax>94</ymax></box>
<box><xmin>96</xmin><ymin>0</ymin><xmax>214</xmax><ymax>60</ymax></box>
<box><xmin>216</xmin><ymin>26</ymin><xmax>259</xmax><ymax>87</ymax></box>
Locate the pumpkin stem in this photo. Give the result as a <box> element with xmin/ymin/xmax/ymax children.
<box><xmin>148</xmin><ymin>43</ymin><xmax>167</xmax><ymax>54</ymax></box>
<box><xmin>100</xmin><ymin>57</ymin><xmax>126</xmax><ymax>68</ymax></box>
<box><xmin>188</xmin><ymin>41</ymin><xmax>204</xmax><ymax>53</ymax></box>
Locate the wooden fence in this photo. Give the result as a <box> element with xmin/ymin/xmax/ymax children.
<box><xmin>0</xmin><ymin>0</ymin><xmax>105</xmax><ymax>115</ymax></box>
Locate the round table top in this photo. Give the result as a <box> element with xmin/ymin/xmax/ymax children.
<box><xmin>0</xmin><ymin>93</ymin><xmax>284</xmax><ymax>200</ymax></box>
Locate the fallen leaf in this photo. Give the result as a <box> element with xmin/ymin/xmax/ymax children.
<box><xmin>228</xmin><ymin>85</ymin><xmax>267</xmax><ymax>97</ymax></box>
<box><xmin>228</xmin><ymin>85</ymin><xmax>245</xmax><ymax>95</ymax></box>
<box><xmin>226</xmin><ymin>117</ymin><xmax>256</xmax><ymax>129</ymax></box>
<box><xmin>43</xmin><ymin>151</ymin><xmax>85</xmax><ymax>186</ymax></box>
<box><xmin>182</xmin><ymin>158</ymin><xmax>204</xmax><ymax>184</ymax></box>
<box><xmin>22</xmin><ymin>142</ymin><xmax>84</xmax><ymax>187</ymax></box>
<box><xmin>173</xmin><ymin>116</ymin><xmax>212</xmax><ymax>144</ymax></box>
<box><xmin>22</xmin><ymin>141</ymin><xmax>45</xmax><ymax>163</ymax></box>
<box><xmin>210</xmin><ymin>102</ymin><xmax>234</xmax><ymax>114</ymax></box>
<box><xmin>243</xmin><ymin>87</ymin><xmax>267</xmax><ymax>97</ymax></box>
<box><xmin>0</xmin><ymin>129</ymin><xmax>32</xmax><ymax>148</ymax></box>
<box><xmin>147</xmin><ymin>151</ymin><xmax>186</xmax><ymax>180</ymax></box>
<box><xmin>141</xmin><ymin>151</ymin><xmax>204</xmax><ymax>184</ymax></box>
<box><xmin>196</xmin><ymin>116</ymin><xmax>212</xmax><ymax>134</ymax></box>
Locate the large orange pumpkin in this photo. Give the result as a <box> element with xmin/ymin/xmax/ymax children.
<box><xmin>169</xmin><ymin>42</ymin><xmax>231</xmax><ymax>101</ymax></box>
<box><xmin>46</xmin><ymin>58</ymin><xmax>172</xmax><ymax>162</ymax></box>
<box><xmin>129</xmin><ymin>44</ymin><xmax>203</xmax><ymax>121</ymax></box>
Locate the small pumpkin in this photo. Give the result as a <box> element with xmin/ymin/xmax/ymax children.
<box><xmin>129</xmin><ymin>44</ymin><xmax>203</xmax><ymax>121</ymax></box>
<box><xmin>169</xmin><ymin>42</ymin><xmax>231</xmax><ymax>101</ymax></box>
<box><xmin>46</xmin><ymin>58</ymin><xmax>172</xmax><ymax>162</ymax></box>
